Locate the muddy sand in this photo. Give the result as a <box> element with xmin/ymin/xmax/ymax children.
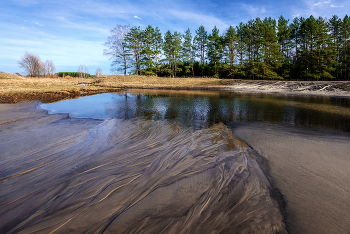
<box><xmin>0</xmin><ymin>101</ymin><xmax>286</xmax><ymax>233</ymax></box>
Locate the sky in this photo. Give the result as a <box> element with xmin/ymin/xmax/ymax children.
<box><xmin>1</xmin><ymin>0</ymin><xmax>349</xmax><ymax>75</ymax></box>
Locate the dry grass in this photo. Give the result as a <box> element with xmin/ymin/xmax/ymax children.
<box><xmin>0</xmin><ymin>73</ymin><xmax>237</xmax><ymax>103</ymax></box>
<box><xmin>92</xmin><ymin>75</ymin><xmax>235</xmax><ymax>89</ymax></box>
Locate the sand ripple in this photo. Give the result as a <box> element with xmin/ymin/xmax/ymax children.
<box><xmin>0</xmin><ymin>118</ymin><xmax>286</xmax><ymax>233</ymax></box>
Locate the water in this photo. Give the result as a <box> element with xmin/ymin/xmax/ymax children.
<box><xmin>41</xmin><ymin>90</ymin><xmax>350</xmax><ymax>132</ymax></box>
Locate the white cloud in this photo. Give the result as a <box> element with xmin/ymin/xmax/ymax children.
<box><xmin>293</xmin><ymin>14</ymin><xmax>300</xmax><ymax>18</ymax></box>
<box><xmin>325</xmin><ymin>0</ymin><xmax>330</xmax><ymax>3</ymax></box>
<box><xmin>314</xmin><ymin>2</ymin><xmax>323</xmax><ymax>6</ymax></box>
<box><xmin>330</xmin><ymin>4</ymin><xmax>340</xmax><ymax>7</ymax></box>
<box><xmin>133</xmin><ymin>15</ymin><xmax>142</xmax><ymax>20</ymax></box>
<box><xmin>35</xmin><ymin>22</ymin><xmax>44</xmax><ymax>27</ymax></box>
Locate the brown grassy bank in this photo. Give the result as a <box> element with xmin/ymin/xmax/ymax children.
<box><xmin>0</xmin><ymin>74</ymin><xmax>235</xmax><ymax>103</ymax></box>
<box><xmin>1</xmin><ymin>73</ymin><xmax>350</xmax><ymax>103</ymax></box>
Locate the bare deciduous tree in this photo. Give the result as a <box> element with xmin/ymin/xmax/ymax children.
<box><xmin>104</xmin><ymin>25</ymin><xmax>133</xmax><ymax>75</ymax></box>
<box><xmin>18</xmin><ymin>52</ymin><xmax>43</xmax><ymax>77</ymax></box>
<box><xmin>78</xmin><ymin>64</ymin><xmax>89</xmax><ymax>78</ymax></box>
<box><xmin>45</xmin><ymin>60</ymin><xmax>56</xmax><ymax>77</ymax></box>
<box><xmin>95</xmin><ymin>67</ymin><xmax>102</xmax><ymax>78</ymax></box>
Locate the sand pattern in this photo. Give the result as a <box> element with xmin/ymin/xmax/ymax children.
<box><xmin>0</xmin><ymin>105</ymin><xmax>286</xmax><ymax>233</ymax></box>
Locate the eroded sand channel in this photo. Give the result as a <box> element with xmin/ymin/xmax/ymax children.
<box><xmin>0</xmin><ymin>101</ymin><xmax>286</xmax><ymax>233</ymax></box>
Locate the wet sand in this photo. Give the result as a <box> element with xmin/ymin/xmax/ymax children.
<box><xmin>232</xmin><ymin>123</ymin><xmax>350</xmax><ymax>234</ymax></box>
<box><xmin>0</xmin><ymin>102</ymin><xmax>286</xmax><ymax>233</ymax></box>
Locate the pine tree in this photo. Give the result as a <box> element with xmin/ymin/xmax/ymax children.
<box><xmin>329</xmin><ymin>15</ymin><xmax>342</xmax><ymax>79</ymax></box>
<box><xmin>277</xmin><ymin>16</ymin><xmax>292</xmax><ymax>79</ymax></box>
<box><xmin>243</xmin><ymin>19</ymin><xmax>257</xmax><ymax>79</ymax></box>
<box><xmin>259</xmin><ymin>17</ymin><xmax>283</xmax><ymax>79</ymax></box>
<box><xmin>340</xmin><ymin>15</ymin><xmax>350</xmax><ymax>80</ymax></box>
<box><xmin>299</xmin><ymin>16</ymin><xmax>318</xmax><ymax>80</ymax></box>
<box><xmin>162</xmin><ymin>31</ymin><xmax>183</xmax><ymax>77</ymax></box>
<box><xmin>154</xmin><ymin>27</ymin><xmax>163</xmax><ymax>76</ymax></box>
<box><xmin>208</xmin><ymin>26</ymin><xmax>224</xmax><ymax>77</ymax></box>
<box><xmin>314</xmin><ymin>17</ymin><xmax>336</xmax><ymax>80</ymax></box>
<box><xmin>236</xmin><ymin>23</ymin><xmax>247</xmax><ymax>78</ymax></box>
<box><xmin>125</xmin><ymin>26</ymin><xmax>142</xmax><ymax>75</ymax></box>
<box><xmin>290</xmin><ymin>17</ymin><xmax>302</xmax><ymax>79</ymax></box>
<box><xmin>141</xmin><ymin>25</ymin><xmax>156</xmax><ymax>75</ymax></box>
<box><xmin>183</xmin><ymin>28</ymin><xmax>194</xmax><ymax>76</ymax></box>
<box><xmin>223</xmin><ymin>26</ymin><xmax>238</xmax><ymax>78</ymax></box>
<box><xmin>172</xmin><ymin>31</ymin><xmax>183</xmax><ymax>77</ymax></box>
<box><xmin>194</xmin><ymin>25</ymin><xmax>208</xmax><ymax>77</ymax></box>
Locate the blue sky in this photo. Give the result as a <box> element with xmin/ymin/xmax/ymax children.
<box><xmin>1</xmin><ymin>0</ymin><xmax>349</xmax><ymax>75</ymax></box>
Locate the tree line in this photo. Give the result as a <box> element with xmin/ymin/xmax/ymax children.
<box><xmin>18</xmin><ymin>52</ymin><xmax>103</xmax><ymax>78</ymax></box>
<box><xmin>104</xmin><ymin>15</ymin><xmax>350</xmax><ymax>80</ymax></box>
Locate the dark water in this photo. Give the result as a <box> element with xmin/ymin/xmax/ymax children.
<box><xmin>41</xmin><ymin>90</ymin><xmax>350</xmax><ymax>132</ymax></box>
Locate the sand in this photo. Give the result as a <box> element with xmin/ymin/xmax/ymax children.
<box><xmin>0</xmin><ymin>101</ymin><xmax>286</xmax><ymax>233</ymax></box>
<box><xmin>226</xmin><ymin>81</ymin><xmax>350</xmax><ymax>98</ymax></box>
<box><xmin>231</xmin><ymin>122</ymin><xmax>350</xmax><ymax>234</ymax></box>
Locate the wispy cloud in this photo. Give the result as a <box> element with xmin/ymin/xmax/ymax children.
<box><xmin>314</xmin><ymin>2</ymin><xmax>323</xmax><ymax>6</ymax></box>
<box><xmin>34</xmin><ymin>22</ymin><xmax>44</xmax><ymax>26</ymax></box>
<box><xmin>293</xmin><ymin>13</ymin><xmax>300</xmax><ymax>18</ymax></box>
<box><xmin>133</xmin><ymin>15</ymin><xmax>142</xmax><ymax>20</ymax></box>
<box><xmin>325</xmin><ymin>0</ymin><xmax>331</xmax><ymax>3</ymax></box>
<box><xmin>330</xmin><ymin>4</ymin><xmax>340</xmax><ymax>7</ymax></box>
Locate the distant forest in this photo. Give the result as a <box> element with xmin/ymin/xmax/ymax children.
<box><xmin>104</xmin><ymin>15</ymin><xmax>350</xmax><ymax>80</ymax></box>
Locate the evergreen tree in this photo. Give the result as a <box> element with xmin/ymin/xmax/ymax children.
<box><xmin>298</xmin><ymin>16</ymin><xmax>318</xmax><ymax>80</ymax></box>
<box><xmin>208</xmin><ymin>26</ymin><xmax>224</xmax><ymax>77</ymax></box>
<box><xmin>183</xmin><ymin>28</ymin><xmax>194</xmax><ymax>76</ymax></box>
<box><xmin>194</xmin><ymin>25</ymin><xmax>208</xmax><ymax>77</ymax></box>
<box><xmin>125</xmin><ymin>26</ymin><xmax>142</xmax><ymax>75</ymax></box>
<box><xmin>243</xmin><ymin>19</ymin><xmax>257</xmax><ymax>79</ymax></box>
<box><xmin>141</xmin><ymin>25</ymin><xmax>156</xmax><ymax>75</ymax></box>
<box><xmin>329</xmin><ymin>15</ymin><xmax>342</xmax><ymax>79</ymax></box>
<box><xmin>290</xmin><ymin>17</ymin><xmax>302</xmax><ymax>79</ymax></box>
<box><xmin>340</xmin><ymin>15</ymin><xmax>350</xmax><ymax>80</ymax></box>
<box><xmin>277</xmin><ymin>16</ymin><xmax>292</xmax><ymax>79</ymax></box>
<box><xmin>154</xmin><ymin>27</ymin><xmax>163</xmax><ymax>76</ymax></box>
<box><xmin>314</xmin><ymin>17</ymin><xmax>336</xmax><ymax>80</ymax></box>
<box><xmin>259</xmin><ymin>17</ymin><xmax>283</xmax><ymax>79</ymax></box>
<box><xmin>236</xmin><ymin>23</ymin><xmax>247</xmax><ymax>78</ymax></box>
<box><xmin>162</xmin><ymin>31</ymin><xmax>183</xmax><ymax>77</ymax></box>
<box><xmin>223</xmin><ymin>26</ymin><xmax>238</xmax><ymax>78</ymax></box>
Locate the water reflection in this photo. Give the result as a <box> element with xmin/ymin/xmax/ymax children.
<box><xmin>41</xmin><ymin>90</ymin><xmax>350</xmax><ymax>131</ymax></box>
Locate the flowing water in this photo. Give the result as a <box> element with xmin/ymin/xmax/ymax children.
<box><xmin>1</xmin><ymin>90</ymin><xmax>350</xmax><ymax>233</ymax></box>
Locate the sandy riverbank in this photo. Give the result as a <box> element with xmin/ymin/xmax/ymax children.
<box><xmin>231</xmin><ymin>122</ymin><xmax>350</xmax><ymax>234</ymax></box>
<box><xmin>0</xmin><ymin>101</ymin><xmax>286</xmax><ymax>233</ymax></box>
